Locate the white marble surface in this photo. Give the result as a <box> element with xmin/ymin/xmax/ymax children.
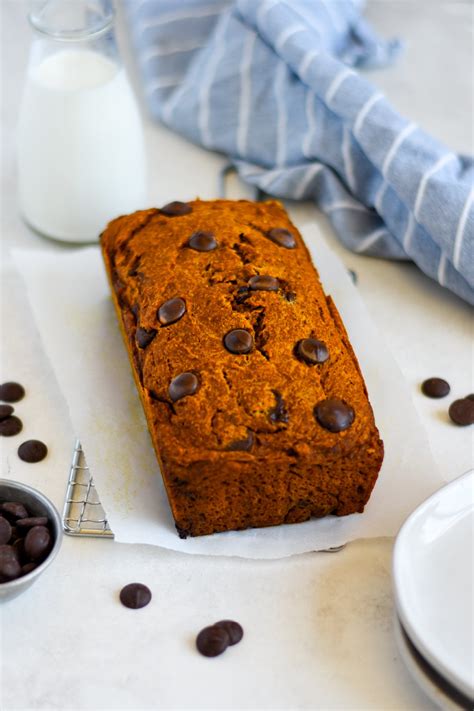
<box><xmin>1</xmin><ymin>1</ymin><xmax>473</xmax><ymax>709</ymax></box>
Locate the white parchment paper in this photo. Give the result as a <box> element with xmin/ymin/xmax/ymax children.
<box><xmin>12</xmin><ymin>223</ymin><xmax>443</xmax><ymax>558</ymax></box>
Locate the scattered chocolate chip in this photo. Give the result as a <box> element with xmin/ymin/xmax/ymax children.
<box><xmin>21</xmin><ymin>562</ymin><xmax>38</xmax><ymax>575</ymax></box>
<box><xmin>18</xmin><ymin>440</ymin><xmax>48</xmax><ymax>463</ymax></box>
<box><xmin>0</xmin><ymin>416</ymin><xmax>23</xmax><ymax>437</ymax></box>
<box><xmin>187</xmin><ymin>231</ymin><xmax>217</xmax><ymax>251</ymax></box>
<box><xmin>0</xmin><ymin>545</ymin><xmax>21</xmax><ymax>581</ymax></box>
<box><xmin>0</xmin><ymin>517</ymin><xmax>12</xmax><ymax>545</ymax></box>
<box><xmin>224</xmin><ymin>329</ymin><xmax>254</xmax><ymax>354</ymax></box>
<box><xmin>16</xmin><ymin>516</ymin><xmax>48</xmax><ymax>530</ymax></box>
<box><xmin>214</xmin><ymin>620</ymin><xmax>243</xmax><ymax>645</ymax></box>
<box><xmin>24</xmin><ymin>526</ymin><xmax>51</xmax><ymax>561</ymax></box>
<box><xmin>160</xmin><ymin>201</ymin><xmax>192</xmax><ymax>216</ymax></box>
<box><xmin>448</xmin><ymin>398</ymin><xmax>474</xmax><ymax>426</ymax></box>
<box><xmin>0</xmin><ymin>405</ymin><xmax>14</xmax><ymax>420</ymax></box>
<box><xmin>1</xmin><ymin>502</ymin><xmax>28</xmax><ymax>520</ymax></box>
<box><xmin>248</xmin><ymin>275</ymin><xmax>279</xmax><ymax>292</ymax></box>
<box><xmin>421</xmin><ymin>378</ymin><xmax>450</xmax><ymax>399</ymax></box>
<box><xmin>269</xmin><ymin>390</ymin><xmax>289</xmax><ymax>424</ymax></box>
<box><xmin>0</xmin><ymin>382</ymin><xmax>25</xmax><ymax>403</ymax></box>
<box><xmin>267</xmin><ymin>228</ymin><xmax>296</xmax><ymax>249</ymax></box>
<box><xmin>119</xmin><ymin>583</ymin><xmax>152</xmax><ymax>609</ymax></box>
<box><xmin>295</xmin><ymin>338</ymin><xmax>329</xmax><ymax>365</ymax></box>
<box><xmin>168</xmin><ymin>372</ymin><xmax>199</xmax><ymax>402</ymax></box>
<box><xmin>157</xmin><ymin>297</ymin><xmax>186</xmax><ymax>326</ymax></box>
<box><xmin>314</xmin><ymin>399</ymin><xmax>355</xmax><ymax>433</ymax></box>
<box><xmin>136</xmin><ymin>327</ymin><xmax>157</xmax><ymax>349</ymax></box>
<box><xmin>196</xmin><ymin>625</ymin><xmax>230</xmax><ymax>657</ymax></box>
<box><xmin>227</xmin><ymin>430</ymin><xmax>254</xmax><ymax>452</ymax></box>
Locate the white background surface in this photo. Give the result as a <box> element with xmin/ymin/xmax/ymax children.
<box><xmin>1</xmin><ymin>1</ymin><xmax>473</xmax><ymax>709</ymax></box>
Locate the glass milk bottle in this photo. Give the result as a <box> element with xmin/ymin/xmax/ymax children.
<box><xmin>18</xmin><ymin>0</ymin><xmax>147</xmax><ymax>243</ymax></box>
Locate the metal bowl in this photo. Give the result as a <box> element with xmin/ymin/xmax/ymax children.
<box><xmin>0</xmin><ymin>479</ymin><xmax>63</xmax><ymax>602</ymax></box>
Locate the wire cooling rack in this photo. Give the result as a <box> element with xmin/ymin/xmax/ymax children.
<box><xmin>62</xmin><ymin>440</ymin><xmax>114</xmax><ymax>538</ymax></box>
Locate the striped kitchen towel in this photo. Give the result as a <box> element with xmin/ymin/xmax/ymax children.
<box><xmin>125</xmin><ymin>0</ymin><xmax>474</xmax><ymax>304</ymax></box>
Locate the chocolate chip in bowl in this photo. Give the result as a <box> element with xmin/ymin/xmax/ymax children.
<box><xmin>0</xmin><ymin>479</ymin><xmax>62</xmax><ymax>601</ymax></box>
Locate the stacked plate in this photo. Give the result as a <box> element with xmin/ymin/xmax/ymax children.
<box><xmin>393</xmin><ymin>470</ymin><xmax>474</xmax><ymax>710</ymax></box>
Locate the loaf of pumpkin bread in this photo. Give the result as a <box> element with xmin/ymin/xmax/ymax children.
<box><xmin>101</xmin><ymin>199</ymin><xmax>384</xmax><ymax>537</ymax></box>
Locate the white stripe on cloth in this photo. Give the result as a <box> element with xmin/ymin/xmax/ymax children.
<box><xmin>453</xmin><ymin>186</ymin><xmax>474</xmax><ymax>269</ymax></box>
<box><xmin>302</xmin><ymin>90</ymin><xmax>317</xmax><ymax>158</ymax></box>
<box><xmin>374</xmin><ymin>182</ymin><xmax>387</xmax><ymax>213</ymax></box>
<box><xmin>353</xmin><ymin>92</ymin><xmax>383</xmax><ymax>138</ymax></box>
<box><xmin>437</xmin><ymin>252</ymin><xmax>447</xmax><ymax>286</ymax></box>
<box><xmin>298</xmin><ymin>49</ymin><xmax>320</xmax><ymax>80</ymax></box>
<box><xmin>326</xmin><ymin>200</ymin><xmax>368</xmax><ymax>213</ymax></box>
<box><xmin>293</xmin><ymin>163</ymin><xmax>323</xmax><ymax>199</ymax></box>
<box><xmin>321</xmin><ymin>0</ymin><xmax>345</xmax><ymax>32</ymax></box>
<box><xmin>140</xmin><ymin>40</ymin><xmax>207</xmax><ymax>63</ymax></box>
<box><xmin>374</xmin><ymin>122</ymin><xmax>417</xmax><ymax>212</ymax></box>
<box><xmin>325</xmin><ymin>67</ymin><xmax>355</xmax><ymax>105</ymax></box>
<box><xmin>237</xmin><ymin>32</ymin><xmax>257</xmax><ymax>157</ymax></box>
<box><xmin>257</xmin><ymin>0</ymin><xmax>280</xmax><ymax>28</ymax></box>
<box><xmin>342</xmin><ymin>127</ymin><xmax>356</xmax><ymax>193</ymax></box>
<box><xmin>414</xmin><ymin>153</ymin><xmax>455</xmax><ymax>220</ymax></box>
<box><xmin>382</xmin><ymin>122</ymin><xmax>417</xmax><ymax>177</ymax></box>
<box><xmin>145</xmin><ymin>74</ymin><xmax>183</xmax><ymax>93</ymax></box>
<box><xmin>355</xmin><ymin>227</ymin><xmax>388</xmax><ymax>253</ymax></box>
<box><xmin>275</xmin><ymin>62</ymin><xmax>288</xmax><ymax>167</ymax></box>
<box><xmin>139</xmin><ymin>2</ymin><xmax>228</xmax><ymax>31</ymax></box>
<box><xmin>275</xmin><ymin>25</ymin><xmax>304</xmax><ymax>52</ymax></box>
<box><xmin>403</xmin><ymin>213</ymin><xmax>416</xmax><ymax>252</ymax></box>
<box><xmin>198</xmin><ymin>13</ymin><xmax>232</xmax><ymax>147</ymax></box>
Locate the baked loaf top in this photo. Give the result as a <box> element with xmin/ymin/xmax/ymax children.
<box><xmin>101</xmin><ymin>199</ymin><xmax>382</xmax><ymax>479</ymax></box>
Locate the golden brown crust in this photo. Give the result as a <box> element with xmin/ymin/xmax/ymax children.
<box><xmin>101</xmin><ymin>199</ymin><xmax>384</xmax><ymax>537</ymax></box>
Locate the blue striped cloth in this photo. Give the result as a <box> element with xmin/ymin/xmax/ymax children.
<box><xmin>125</xmin><ymin>0</ymin><xmax>474</xmax><ymax>305</ymax></box>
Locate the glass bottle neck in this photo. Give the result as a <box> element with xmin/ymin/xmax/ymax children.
<box><xmin>28</xmin><ymin>0</ymin><xmax>114</xmax><ymax>42</ymax></box>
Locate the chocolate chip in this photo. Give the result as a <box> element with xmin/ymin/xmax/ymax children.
<box><xmin>227</xmin><ymin>430</ymin><xmax>254</xmax><ymax>452</ymax></box>
<box><xmin>21</xmin><ymin>562</ymin><xmax>38</xmax><ymax>575</ymax></box>
<box><xmin>0</xmin><ymin>405</ymin><xmax>14</xmax><ymax>420</ymax></box>
<box><xmin>16</xmin><ymin>517</ymin><xmax>48</xmax><ymax>529</ymax></box>
<box><xmin>314</xmin><ymin>399</ymin><xmax>355</xmax><ymax>433</ymax></box>
<box><xmin>160</xmin><ymin>201</ymin><xmax>192</xmax><ymax>216</ymax></box>
<box><xmin>157</xmin><ymin>297</ymin><xmax>186</xmax><ymax>326</ymax></box>
<box><xmin>248</xmin><ymin>275</ymin><xmax>279</xmax><ymax>292</ymax></box>
<box><xmin>168</xmin><ymin>372</ymin><xmax>199</xmax><ymax>402</ymax></box>
<box><xmin>0</xmin><ymin>517</ymin><xmax>12</xmax><ymax>545</ymax></box>
<box><xmin>421</xmin><ymin>378</ymin><xmax>450</xmax><ymax>398</ymax></box>
<box><xmin>267</xmin><ymin>228</ymin><xmax>296</xmax><ymax>249</ymax></box>
<box><xmin>224</xmin><ymin>329</ymin><xmax>254</xmax><ymax>354</ymax></box>
<box><xmin>214</xmin><ymin>620</ymin><xmax>243</xmax><ymax>645</ymax></box>
<box><xmin>196</xmin><ymin>625</ymin><xmax>229</xmax><ymax>657</ymax></box>
<box><xmin>187</xmin><ymin>231</ymin><xmax>217</xmax><ymax>251</ymax></box>
<box><xmin>0</xmin><ymin>382</ymin><xmax>25</xmax><ymax>403</ymax></box>
<box><xmin>269</xmin><ymin>390</ymin><xmax>289</xmax><ymax>423</ymax></box>
<box><xmin>136</xmin><ymin>327</ymin><xmax>157</xmax><ymax>349</ymax></box>
<box><xmin>1</xmin><ymin>502</ymin><xmax>28</xmax><ymax>520</ymax></box>
<box><xmin>295</xmin><ymin>338</ymin><xmax>329</xmax><ymax>365</ymax></box>
<box><xmin>448</xmin><ymin>398</ymin><xmax>474</xmax><ymax>426</ymax></box>
<box><xmin>0</xmin><ymin>416</ymin><xmax>23</xmax><ymax>437</ymax></box>
<box><xmin>18</xmin><ymin>440</ymin><xmax>48</xmax><ymax>463</ymax></box>
<box><xmin>348</xmin><ymin>269</ymin><xmax>358</xmax><ymax>284</ymax></box>
<box><xmin>0</xmin><ymin>545</ymin><xmax>21</xmax><ymax>581</ymax></box>
<box><xmin>24</xmin><ymin>526</ymin><xmax>51</xmax><ymax>561</ymax></box>
<box><xmin>119</xmin><ymin>583</ymin><xmax>152</xmax><ymax>609</ymax></box>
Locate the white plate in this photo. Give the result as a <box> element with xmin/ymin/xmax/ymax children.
<box><xmin>393</xmin><ymin>470</ymin><xmax>474</xmax><ymax>700</ymax></box>
<box><xmin>393</xmin><ymin>614</ymin><xmax>471</xmax><ymax>710</ymax></box>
